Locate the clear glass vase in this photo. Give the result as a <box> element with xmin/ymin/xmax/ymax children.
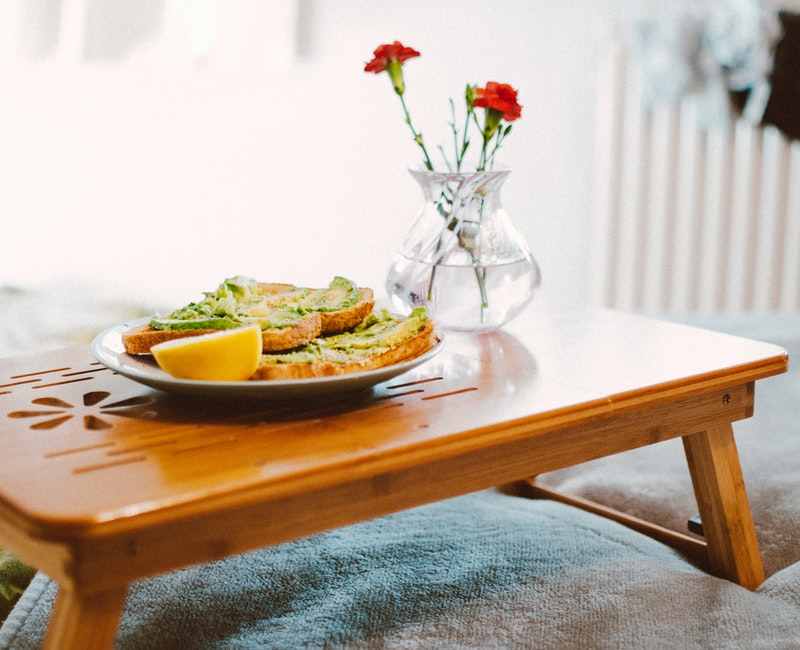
<box><xmin>386</xmin><ymin>169</ymin><xmax>541</xmax><ymax>332</ymax></box>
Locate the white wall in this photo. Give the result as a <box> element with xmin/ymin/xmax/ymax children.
<box><xmin>0</xmin><ymin>0</ymin><xmax>635</xmax><ymax>309</ymax></box>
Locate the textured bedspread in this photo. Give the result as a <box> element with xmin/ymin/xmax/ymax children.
<box><xmin>2</xmin><ymin>492</ymin><xmax>799</xmax><ymax>649</ymax></box>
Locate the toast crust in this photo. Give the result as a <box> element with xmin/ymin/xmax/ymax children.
<box><xmin>251</xmin><ymin>319</ymin><xmax>440</xmax><ymax>380</ymax></box>
<box><xmin>259</xmin><ymin>312</ymin><xmax>322</xmax><ymax>351</ymax></box>
<box><xmin>121</xmin><ymin>323</ymin><xmax>218</xmax><ymax>356</ymax></box>
<box><xmin>319</xmin><ymin>288</ymin><xmax>375</xmax><ymax>334</ymax></box>
<box><xmin>121</xmin><ymin>312</ymin><xmax>324</xmax><ymax>355</ymax></box>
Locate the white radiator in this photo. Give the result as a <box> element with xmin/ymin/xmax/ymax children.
<box><xmin>590</xmin><ymin>24</ymin><xmax>800</xmax><ymax>314</ymax></box>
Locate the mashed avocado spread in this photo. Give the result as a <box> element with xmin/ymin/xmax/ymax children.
<box><xmin>150</xmin><ymin>276</ymin><xmax>359</xmax><ymax>331</ymax></box>
<box><xmin>260</xmin><ymin>308</ymin><xmax>428</xmax><ymax>365</ymax></box>
<box><xmin>297</xmin><ymin>276</ymin><xmax>359</xmax><ymax>313</ymax></box>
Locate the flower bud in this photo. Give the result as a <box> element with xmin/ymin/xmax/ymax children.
<box><xmin>386</xmin><ymin>60</ymin><xmax>405</xmax><ymax>95</ymax></box>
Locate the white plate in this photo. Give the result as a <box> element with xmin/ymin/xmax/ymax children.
<box><xmin>91</xmin><ymin>318</ymin><xmax>444</xmax><ymax>400</ymax></box>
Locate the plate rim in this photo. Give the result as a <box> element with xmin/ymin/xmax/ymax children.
<box><xmin>91</xmin><ymin>316</ymin><xmax>444</xmax><ymax>396</ymax></box>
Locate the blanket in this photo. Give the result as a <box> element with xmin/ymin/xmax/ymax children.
<box><xmin>1</xmin><ymin>492</ymin><xmax>799</xmax><ymax>650</ymax></box>
<box><xmin>1</xmin><ymin>307</ymin><xmax>799</xmax><ymax>648</ymax></box>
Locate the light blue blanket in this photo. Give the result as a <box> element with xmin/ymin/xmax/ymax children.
<box><xmin>1</xmin><ymin>491</ymin><xmax>799</xmax><ymax>649</ymax></box>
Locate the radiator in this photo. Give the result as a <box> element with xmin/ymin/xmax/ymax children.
<box><xmin>590</xmin><ymin>24</ymin><xmax>800</xmax><ymax>314</ymax></box>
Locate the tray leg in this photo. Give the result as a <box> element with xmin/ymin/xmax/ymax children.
<box><xmin>43</xmin><ymin>584</ymin><xmax>128</xmax><ymax>650</ymax></box>
<box><xmin>682</xmin><ymin>424</ymin><xmax>765</xmax><ymax>589</ymax></box>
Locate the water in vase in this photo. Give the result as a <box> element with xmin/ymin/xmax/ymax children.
<box><xmin>386</xmin><ymin>255</ymin><xmax>540</xmax><ymax>332</ymax></box>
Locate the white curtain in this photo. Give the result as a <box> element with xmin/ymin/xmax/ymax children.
<box><xmin>0</xmin><ymin>0</ymin><xmax>301</xmax><ymax>72</ymax></box>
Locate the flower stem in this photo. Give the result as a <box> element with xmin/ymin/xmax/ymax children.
<box><xmin>427</xmin><ymin>264</ymin><xmax>438</xmax><ymax>302</ymax></box>
<box><xmin>474</xmin><ymin>265</ymin><xmax>489</xmax><ymax>309</ymax></box>
<box><xmin>398</xmin><ymin>93</ymin><xmax>434</xmax><ymax>170</ymax></box>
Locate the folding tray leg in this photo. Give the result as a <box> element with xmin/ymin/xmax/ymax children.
<box><xmin>682</xmin><ymin>424</ymin><xmax>765</xmax><ymax>589</ymax></box>
<box><xmin>43</xmin><ymin>584</ymin><xmax>128</xmax><ymax>650</ymax></box>
<box><xmin>508</xmin><ymin>424</ymin><xmax>764</xmax><ymax>590</ymax></box>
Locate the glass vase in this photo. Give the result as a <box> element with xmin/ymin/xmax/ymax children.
<box><xmin>386</xmin><ymin>169</ymin><xmax>541</xmax><ymax>332</ymax></box>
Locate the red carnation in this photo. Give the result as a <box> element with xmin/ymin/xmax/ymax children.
<box><xmin>474</xmin><ymin>82</ymin><xmax>522</xmax><ymax>122</ymax></box>
<box><xmin>364</xmin><ymin>40</ymin><xmax>432</xmax><ymax>168</ymax></box>
<box><xmin>364</xmin><ymin>41</ymin><xmax>421</xmax><ymax>74</ymax></box>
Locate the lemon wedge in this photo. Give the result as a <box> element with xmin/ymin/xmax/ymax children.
<box><xmin>151</xmin><ymin>325</ymin><xmax>262</xmax><ymax>381</ymax></box>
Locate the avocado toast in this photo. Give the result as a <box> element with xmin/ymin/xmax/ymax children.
<box><xmin>122</xmin><ymin>276</ymin><xmax>375</xmax><ymax>355</ymax></box>
<box><xmin>253</xmin><ymin>307</ymin><xmax>438</xmax><ymax>379</ymax></box>
<box><xmin>122</xmin><ymin>275</ymin><xmax>440</xmax><ymax>381</ymax></box>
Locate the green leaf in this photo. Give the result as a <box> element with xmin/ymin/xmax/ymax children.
<box><xmin>0</xmin><ymin>548</ymin><xmax>35</xmax><ymax>622</ymax></box>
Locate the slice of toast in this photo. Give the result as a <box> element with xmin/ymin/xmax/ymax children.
<box><xmin>318</xmin><ymin>287</ymin><xmax>375</xmax><ymax>334</ymax></box>
<box><xmin>121</xmin><ymin>311</ymin><xmax>323</xmax><ymax>355</ymax></box>
<box><xmin>259</xmin><ymin>311</ymin><xmax>323</xmax><ymax>351</ymax></box>
<box><xmin>266</xmin><ymin>278</ymin><xmax>375</xmax><ymax>334</ymax></box>
<box><xmin>251</xmin><ymin>309</ymin><xmax>439</xmax><ymax>380</ymax></box>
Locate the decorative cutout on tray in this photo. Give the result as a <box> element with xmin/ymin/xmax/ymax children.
<box><xmin>8</xmin><ymin>392</ymin><xmax>155</xmax><ymax>432</ymax></box>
